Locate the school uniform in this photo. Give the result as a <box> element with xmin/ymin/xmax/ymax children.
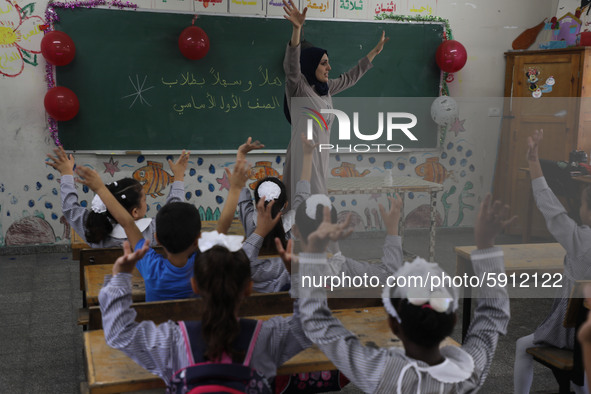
<box><xmin>60</xmin><ymin>174</ymin><xmax>185</xmax><ymax>248</ymax></box>
<box><xmin>98</xmin><ymin>273</ymin><xmax>311</xmax><ymax>386</ymax></box>
<box><xmin>238</xmin><ymin>180</ymin><xmax>402</xmax><ymax>292</ymax></box>
<box><xmin>134</xmin><ymin>232</ymin><xmax>266</xmax><ymax>301</ymax></box>
<box><xmin>237</xmin><ymin>179</ymin><xmax>310</xmax><ymax>293</ymax></box>
<box><xmin>531</xmin><ymin>177</ymin><xmax>591</xmax><ymax>348</ymax></box>
<box><xmin>299</xmin><ymin>248</ymin><xmax>510</xmax><ymax>393</ymax></box>
<box><xmin>282</xmin><ymin>43</ymin><xmax>373</xmax><ymax>199</ymax></box>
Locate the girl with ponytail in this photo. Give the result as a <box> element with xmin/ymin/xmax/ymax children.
<box><xmin>99</xmin><ymin>232</ymin><xmax>310</xmax><ymax>391</ymax></box>
<box><xmin>46</xmin><ymin>146</ymin><xmax>189</xmax><ymax>248</ymax></box>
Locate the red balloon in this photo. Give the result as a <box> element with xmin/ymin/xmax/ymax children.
<box><xmin>178</xmin><ymin>26</ymin><xmax>210</xmax><ymax>60</ymax></box>
<box><xmin>436</xmin><ymin>40</ymin><xmax>467</xmax><ymax>73</ymax></box>
<box><xmin>44</xmin><ymin>87</ymin><xmax>80</xmax><ymax>121</ymax></box>
<box><xmin>41</xmin><ymin>31</ymin><xmax>76</xmax><ymax>66</ymax></box>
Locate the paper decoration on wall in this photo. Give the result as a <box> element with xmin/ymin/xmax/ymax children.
<box><xmin>267</xmin><ymin>0</ymin><xmax>297</xmax><ymax>15</ymax></box>
<box><xmin>153</xmin><ymin>0</ymin><xmax>193</xmax><ymax>12</ymax></box>
<box><xmin>407</xmin><ymin>0</ymin><xmax>435</xmax><ymax>15</ymax></box>
<box><xmin>335</xmin><ymin>0</ymin><xmax>368</xmax><ymax>19</ymax></box>
<box><xmin>195</xmin><ymin>0</ymin><xmax>228</xmax><ymax>13</ymax></box>
<box><xmin>304</xmin><ymin>0</ymin><xmax>333</xmax><ymax>17</ymax></box>
<box><xmin>229</xmin><ymin>0</ymin><xmax>264</xmax><ymax>15</ymax></box>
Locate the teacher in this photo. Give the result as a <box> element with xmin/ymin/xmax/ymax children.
<box><xmin>282</xmin><ymin>0</ymin><xmax>389</xmax><ymax>200</ymax></box>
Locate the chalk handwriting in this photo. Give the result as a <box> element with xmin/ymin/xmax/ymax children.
<box><xmin>258</xmin><ymin>66</ymin><xmax>282</xmax><ymax>87</ymax></box>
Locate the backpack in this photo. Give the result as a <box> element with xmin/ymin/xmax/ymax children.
<box><xmin>168</xmin><ymin>319</ymin><xmax>273</xmax><ymax>394</ymax></box>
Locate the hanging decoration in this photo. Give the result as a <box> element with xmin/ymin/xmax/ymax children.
<box><xmin>44</xmin><ymin>0</ymin><xmax>138</xmax><ymax>146</ymax></box>
<box><xmin>44</xmin><ymin>86</ymin><xmax>80</xmax><ymax>121</ymax></box>
<box><xmin>435</xmin><ymin>39</ymin><xmax>467</xmax><ymax>73</ymax></box>
<box><xmin>430</xmin><ymin>96</ymin><xmax>458</xmax><ymax>126</ymax></box>
<box><xmin>179</xmin><ymin>16</ymin><xmax>210</xmax><ymax>60</ymax></box>
<box><xmin>41</xmin><ymin>30</ymin><xmax>76</xmax><ymax>66</ymax></box>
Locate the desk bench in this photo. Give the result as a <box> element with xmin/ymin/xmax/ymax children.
<box><xmin>83</xmin><ymin>307</ymin><xmax>460</xmax><ymax>394</ymax></box>
<box><xmin>71</xmin><ymin>218</ymin><xmax>245</xmax><ymax>260</ymax></box>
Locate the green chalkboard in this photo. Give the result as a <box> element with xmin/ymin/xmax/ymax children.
<box><xmin>55</xmin><ymin>8</ymin><xmax>443</xmax><ymax>151</ymax></box>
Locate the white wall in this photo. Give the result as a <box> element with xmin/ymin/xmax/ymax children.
<box><xmin>0</xmin><ymin>0</ymin><xmax>558</xmax><ymax>246</ymax></box>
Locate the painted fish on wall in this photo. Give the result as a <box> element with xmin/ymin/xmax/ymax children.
<box><xmin>133</xmin><ymin>161</ymin><xmax>173</xmax><ymax>198</ymax></box>
<box><xmin>331</xmin><ymin>162</ymin><xmax>370</xmax><ymax>178</ymax></box>
<box><xmin>249</xmin><ymin>161</ymin><xmax>282</xmax><ymax>190</ymax></box>
<box><xmin>415</xmin><ymin>157</ymin><xmax>453</xmax><ymax>184</ymax></box>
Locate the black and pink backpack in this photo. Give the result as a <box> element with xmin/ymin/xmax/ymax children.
<box><xmin>169</xmin><ymin>319</ymin><xmax>272</xmax><ymax>394</ymax></box>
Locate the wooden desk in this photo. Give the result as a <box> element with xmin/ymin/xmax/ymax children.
<box><xmin>71</xmin><ymin>218</ymin><xmax>245</xmax><ymax>260</ymax></box>
<box><xmin>83</xmin><ymin>307</ymin><xmax>460</xmax><ymax>394</ymax></box>
<box><xmin>84</xmin><ymin>265</ymin><xmax>145</xmax><ymax>306</ymax></box>
<box><xmin>455</xmin><ymin>243</ymin><xmax>565</xmax><ymax>342</ymax></box>
<box><xmin>83</xmin><ymin>254</ymin><xmax>281</xmax><ymax>307</ymax></box>
<box><xmin>327</xmin><ymin>176</ymin><xmax>444</xmax><ymax>262</ymax></box>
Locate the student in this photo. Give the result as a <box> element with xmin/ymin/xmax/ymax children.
<box><xmin>296</xmin><ymin>194</ymin><xmax>513</xmax><ymax>393</ymax></box>
<box><xmin>46</xmin><ymin>146</ymin><xmax>189</xmax><ymax>248</ymax></box>
<box><xmin>515</xmin><ymin>129</ymin><xmax>591</xmax><ymax>394</ymax></box>
<box><xmin>281</xmin><ymin>0</ymin><xmax>389</xmax><ymax>199</ymax></box>
<box><xmin>98</xmin><ymin>240</ymin><xmax>311</xmax><ymax>391</ymax></box>
<box><xmin>577</xmin><ymin>285</ymin><xmax>591</xmax><ymax>390</ymax></box>
<box><xmin>77</xmin><ymin>165</ymin><xmax>281</xmax><ymax>302</ymax></box>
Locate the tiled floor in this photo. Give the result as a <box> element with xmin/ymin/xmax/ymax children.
<box><xmin>0</xmin><ymin>228</ymin><xmax>562</xmax><ymax>393</ymax></box>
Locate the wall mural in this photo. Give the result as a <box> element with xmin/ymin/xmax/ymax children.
<box><xmin>0</xmin><ymin>0</ymin><xmax>44</xmax><ymax>77</ymax></box>
<box><xmin>1</xmin><ymin>115</ymin><xmax>479</xmax><ymax>246</ymax></box>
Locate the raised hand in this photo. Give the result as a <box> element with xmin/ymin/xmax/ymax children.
<box><xmin>474</xmin><ymin>193</ymin><xmax>517</xmax><ymax>250</ymax></box>
<box><xmin>168</xmin><ymin>150</ymin><xmax>190</xmax><ymax>181</ymax></box>
<box><xmin>304</xmin><ymin>206</ymin><xmax>353</xmax><ymax>253</ymax></box>
<box><xmin>526</xmin><ymin>129</ymin><xmax>543</xmax><ymax>162</ymax></box>
<box><xmin>254</xmin><ymin>197</ymin><xmax>283</xmax><ymax>238</ymax></box>
<box><xmin>226</xmin><ymin>158</ymin><xmax>252</xmax><ymax>191</ymax></box>
<box><xmin>112</xmin><ymin>240</ymin><xmax>150</xmax><ymax>275</ymax></box>
<box><xmin>367</xmin><ymin>31</ymin><xmax>390</xmax><ymax>62</ymax></box>
<box><xmin>275</xmin><ymin>238</ymin><xmax>296</xmax><ymax>274</ymax></box>
<box><xmin>237</xmin><ymin>137</ymin><xmax>265</xmax><ymax>160</ymax></box>
<box><xmin>300</xmin><ymin>132</ymin><xmax>318</xmax><ymax>157</ymax></box>
<box><xmin>46</xmin><ymin>146</ymin><xmax>75</xmax><ymax>176</ymax></box>
<box><xmin>378</xmin><ymin>193</ymin><xmax>402</xmax><ymax>235</ymax></box>
<box><xmin>283</xmin><ymin>0</ymin><xmax>307</xmax><ymax>29</ymax></box>
<box><xmin>75</xmin><ymin>166</ymin><xmax>105</xmax><ymax>193</ymax></box>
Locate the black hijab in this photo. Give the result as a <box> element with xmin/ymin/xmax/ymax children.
<box><xmin>283</xmin><ymin>46</ymin><xmax>329</xmax><ymax>124</ymax></box>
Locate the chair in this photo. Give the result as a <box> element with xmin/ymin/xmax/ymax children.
<box><xmin>526</xmin><ymin>281</ymin><xmax>590</xmax><ymax>394</ymax></box>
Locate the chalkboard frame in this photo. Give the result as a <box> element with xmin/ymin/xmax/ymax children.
<box><xmin>54</xmin><ymin>7</ymin><xmax>445</xmax><ymax>154</ymax></box>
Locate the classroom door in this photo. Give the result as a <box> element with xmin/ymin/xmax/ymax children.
<box><xmin>501</xmin><ymin>52</ymin><xmax>581</xmax><ymax>236</ymax></box>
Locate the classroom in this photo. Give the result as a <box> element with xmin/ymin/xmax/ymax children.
<box><xmin>2</xmin><ymin>0</ymin><xmax>591</xmax><ymax>392</ymax></box>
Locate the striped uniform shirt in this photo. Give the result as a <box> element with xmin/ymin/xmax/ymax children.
<box><xmin>98</xmin><ymin>274</ymin><xmax>311</xmax><ymax>386</ymax></box>
<box><xmin>237</xmin><ymin>180</ymin><xmax>312</xmax><ymax>293</ymax></box>
<box><xmin>532</xmin><ymin>177</ymin><xmax>591</xmax><ymax>349</ymax></box>
<box><xmin>239</xmin><ymin>180</ymin><xmax>404</xmax><ymax>293</ymax></box>
<box><xmin>299</xmin><ymin>248</ymin><xmax>510</xmax><ymax>393</ymax></box>
<box><xmin>60</xmin><ymin>174</ymin><xmax>185</xmax><ymax>248</ymax></box>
